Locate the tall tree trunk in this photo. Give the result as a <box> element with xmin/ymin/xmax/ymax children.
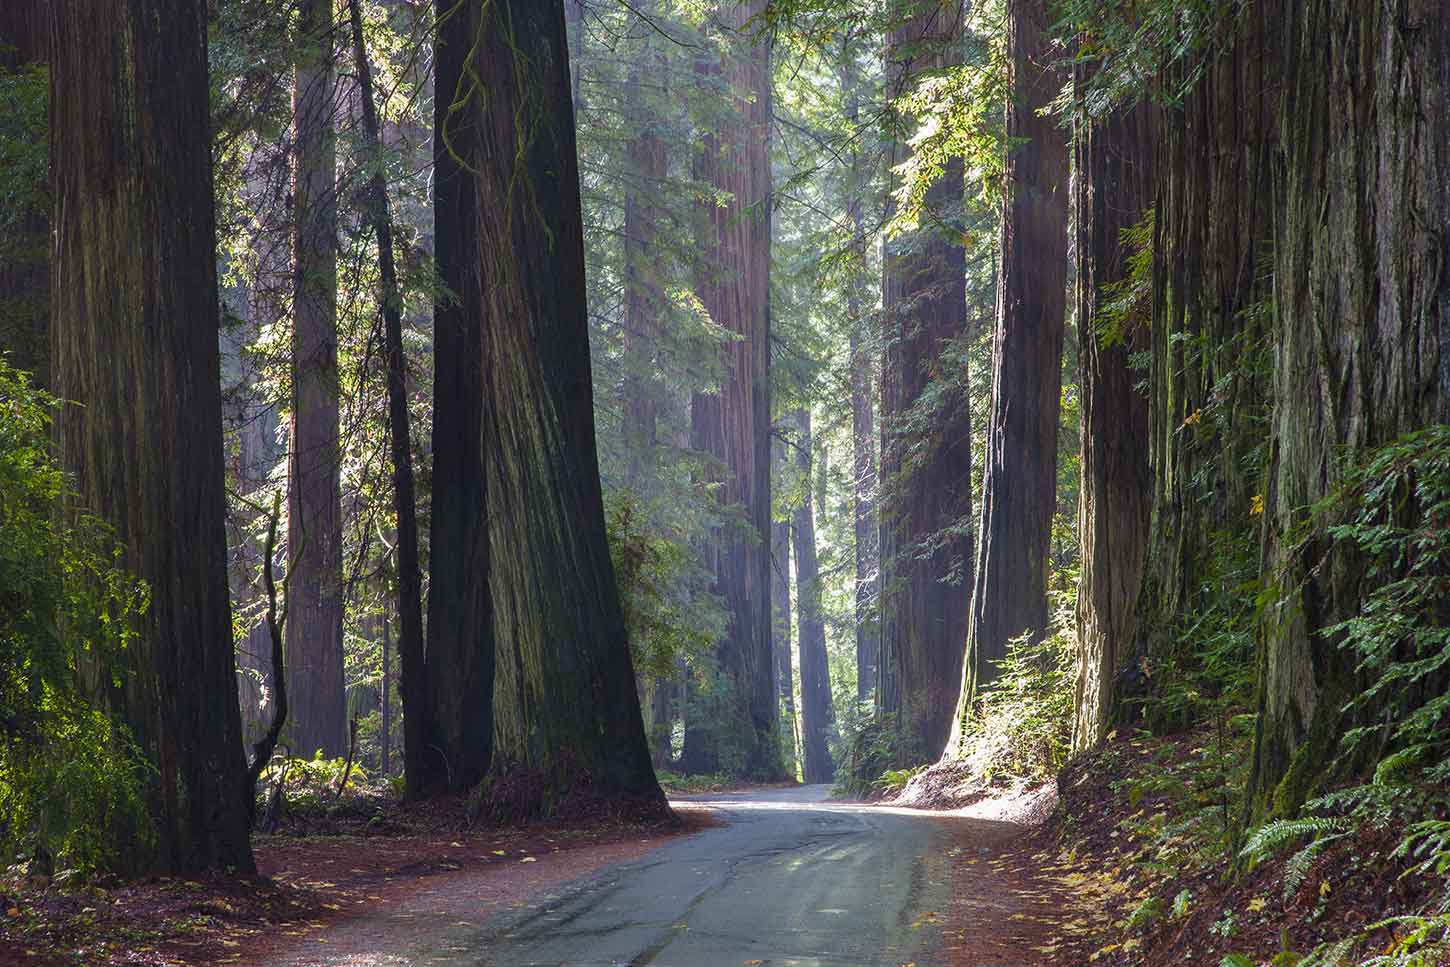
<box><xmin>954</xmin><ymin>0</ymin><xmax>1067</xmax><ymax>738</ymax></box>
<box><xmin>349</xmin><ymin>0</ymin><xmax>434</xmax><ymax>794</ymax></box>
<box><xmin>1069</xmin><ymin>91</ymin><xmax>1155</xmax><ymax>752</ymax></box>
<box><xmin>421</xmin><ymin>0</ymin><xmax>495</xmax><ymax>796</ymax></box>
<box><xmin>771</xmin><ymin>440</ymin><xmax>798</xmax><ymax>771</ymax></box>
<box><xmin>50</xmin><ymin>0</ymin><xmax>254</xmax><ymax>874</ymax></box>
<box><xmin>791</xmin><ymin>409</ymin><xmax>836</xmax><ymax>784</ymax></box>
<box><xmin>475</xmin><ymin>0</ymin><xmax>664</xmax><ymax>811</ymax></box>
<box><xmin>285</xmin><ymin>0</ymin><xmax>346</xmax><ymax>760</ymax></box>
<box><xmin>681</xmin><ymin>3</ymin><xmax>779</xmax><ymax>778</ymax></box>
<box><xmin>876</xmin><ymin>0</ymin><xmax>972</xmax><ymax>767</ymax></box>
<box><xmin>843</xmin><ymin>40</ymin><xmax>879</xmax><ymax>703</ymax></box>
<box><xmin>1248</xmin><ymin>0</ymin><xmax>1448</xmax><ymax>816</ymax></box>
<box><xmin>0</xmin><ymin>1</ymin><xmax>48</xmax><ymax>387</ymax></box>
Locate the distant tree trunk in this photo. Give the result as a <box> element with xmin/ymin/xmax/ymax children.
<box><xmin>955</xmin><ymin>0</ymin><xmax>1067</xmax><ymax>735</ymax></box>
<box><xmin>475</xmin><ymin>0</ymin><xmax>664</xmax><ymax>811</ymax></box>
<box><xmin>621</xmin><ymin>40</ymin><xmax>667</xmax><ymax>488</ymax></box>
<box><xmin>420</xmin><ymin>0</ymin><xmax>495</xmax><ymax>797</ymax></box>
<box><xmin>0</xmin><ymin>1</ymin><xmax>48</xmax><ymax>387</ymax></box>
<box><xmin>771</xmin><ymin>440</ymin><xmax>798</xmax><ymax>771</ymax></box>
<box><xmin>380</xmin><ymin>593</ymin><xmax>392</xmax><ymax>776</ymax></box>
<box><xmin>876</xmin><ymin>1</ymin><xmax>973</xmax><ymax>767</ymax></box>
<box><xmin>682</xmin><ymin>3</ymin><xmax>779</xmax><ymax>778</ymax></box>
<box><xmin>1248</xmin><ymin>0</ymin><xmax>1448</xmax><ymax>816</ymax></box>
<box><xmin>843</xmin><ymin>43</ymin><xmax>878</xmax><ymax>703</ymax></box>
<box><xmin>792</xmin><ymin>409</ymin><xmax>836</xmax><ymax>784</ymax></box>
<box><xmin>1069</xmin><ymin>91</ymin><xmax>1155</xmax><ymax>752</ymax></box>
<box><xmin>348</xmin><ymin>0</ymin><xmax>431</xmax><ymax>793</ymax></box>
<box><xmin>50</xmin><ymin>0</ymin><xmax>254</xmax><ymax>874</ymax></box>
<box><xmin>285</xmin><ymin>0</ymin><xmax>346</xmax><ymax>760</ymax></box>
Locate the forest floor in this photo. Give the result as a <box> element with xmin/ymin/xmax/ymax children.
<box><xmin>906</xmin><ymin>724</ymin><xmax>1448</xmax><ymax>966</ymax></box>
<box><xmin>0</xmin><ymin>796</ymin><xmax>712</xmax><ymax>967</ymax></box>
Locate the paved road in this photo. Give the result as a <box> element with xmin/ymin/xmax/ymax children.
<box><xmin>447</xmin><ymin>785</ymin><xmax>999</xmax><ymax>967</ymax></box>
<box><xmin>271</xmin><ymin>785</ymin><xmax>1030</xmax><ymax>967</ymax></box>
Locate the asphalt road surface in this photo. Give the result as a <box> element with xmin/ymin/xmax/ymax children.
<box><xmin>439</xmin><ymin>785</ymin><xmax>1002</xmax><ymax>967</ymax></box>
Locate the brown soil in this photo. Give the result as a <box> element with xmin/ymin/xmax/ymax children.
<box><xmin>0</xmin><ymin>802</ymin><xmax>715</xmax><ymax>967</ymax></box>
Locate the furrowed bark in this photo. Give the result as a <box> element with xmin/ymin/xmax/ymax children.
<box><xmin>475</xmin><ymin>0</ymin><xmax>664</xmax><ymax>811</ymax></box>
<box><xmin>1070</xmin><ymin>90</ymin><xmax>1155</xmax><ymax>752</ymax></box>
<box><xmin>877</xmin><ymin>0</ymin><xmax>973</xmax><ymax>767</ymax></box>
<box><xmin>421</xmin><ymin>0</ymin><xmax>495</xmax><ymax>797</ymax></box>
<box><xmin>50</xmin><ymin>0</ymin><xmax>254</xmax><ymax>873</ymax></box>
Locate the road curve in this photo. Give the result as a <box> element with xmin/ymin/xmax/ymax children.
<box><xmin>453</xmin><ymin>784</ymin><xmax>1009</xmax><ymax>967</ymax></box>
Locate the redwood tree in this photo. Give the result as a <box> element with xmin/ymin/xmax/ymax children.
<box><xmin>285</xmin><ymin>0</ymin><xmax>346</xmax><ymax>760</ymax></box>
<box><xmin>681</xmin><ymin>2</ymin><xmax>780</xmax><ymax>778</ymax></box>
<box><xmin>474</xmin><ymin>0</ymin><xmax>664</xmax><ymax>810</ymax></box>
<box><xmin>955</xmin><ymin>0</ymin><xmax>1067</xmax><ymax>736</ymax></box>
<box><xmin>792</xmin><ymin>409</ymin><xmax>836</xmax><ymax>784</ymax></box>
<box><xmin>876</xmin><ymin>0</ymin><xmax>973</xmax><ymax>767</ymax></box>
<box><xmin>1070</xmin><ymin>93</ymin><xmax>1155</xmax><ymax>751</ymax></box>
<box><xmin>50</xmin><ymin>0</ymin><xmax>254</xmax><ymax>873</ymax></box>
<box><xmin>418</xmin><ymin>0</ymin><xmax>495</xmax><ymax>796</ymax></box>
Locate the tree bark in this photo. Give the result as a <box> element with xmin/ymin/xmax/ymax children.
<box><xmin>771</xmin><ymin>439</ymin><xmax>798</xmax><ymax>771</ymax></box>
<box><xmin>50</xmin><ymin>0</ymin><xmax>254</xmax><ymax>874</ymax></box>
<box><xmin>285</xmin><ymin>0</ymin><xmax>346</xmax><ymax>760</ymax></box>
<box><xmin>876</xmin><ymin>0</ymin><xmax>972</xmax><ymax>767</ymax></box>
<box><xmin>955</xmin><ymin>0</ymin><xmax>1067</xmax><ymax>738</ymax></box>
<box><xmin>0</xmin><ymin>1</ymin><xmax>48</xmax><ymax>388</ymax></box>
<box><xmin>681</xmin><ymin>3</ymin><xmax>780</xmax><ymax>778</ymax></box>
<box><xmin>1248</xmin><ymin>0</ymin><xmax>1448</xmax><ymax>816</ymax></box>
<box><xmin>475</xmin><ymin>0</ymin><xmax>664</xmax><ymax>811</ymax></box>
<box><xmin>791</xmin><ymin>409</ymin><xmax>836</xmax><ymax>783</ymax></box>
<box><xmin>420</xmin><ymin>0</ymin><xmax>495</xmax><ymax>797</ymax></box>
<box><xmin>1069</xmin><ymin>91</ymin><xmax>1155</xmax><ymax>752</ymax></box>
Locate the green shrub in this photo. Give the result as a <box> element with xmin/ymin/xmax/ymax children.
<box><xmin>0</xmin><ymin>360</ymin><xmax>151</xmax><ymax>872</ymax></box>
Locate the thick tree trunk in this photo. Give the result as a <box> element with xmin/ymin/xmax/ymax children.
<box><xmin>0</xmin><ymin>2</ymin><xmax>48</xmax><ymax>387</ymax></box>
<box><xmin>876</xmin><ymin>0</ymin><xmax>972</xmax><ymax>767</ymax></box>
<box><xmin>285</xmin><ymin>0</ymin><xmax>346</xmax><ymax>760</ymax></box>
<box><xmin>1131</xmin><ymin>6</ymin><xmax>1276</xmax><ymax>741</ymax></box>
<box><xmin>420</xmin><ymin>0</ymin><xmax>495</xmax><ymax>797</ymax></box>
<box><xmin>791</xmin><ymin>409</ymin><xmax>836</xmax><ymax>784</ymax></box>
<box><xmin>955</xmin><ymin>0</ymin><xmax>1067</xmax><ymax>735</ymax></box>
<box><xmin>475</xmin><ymin>0</ymin><xmax>664</xmax><ymax>811</ymax></box>
<box><xmin>50</xmin><ymin>0</ymin><xmax>254</xmax><ymax>874</ymax></box>
<box><xmin>1069</xmin><ymin>93</ymin><xmax>1155</xmax><ymax>752</ymax></box>
<box><xmin>1248</xmin><ymin>0</ymin><xmax>1448</xmax><ymax>816</ymax></box>
<box><xmin>681</xmin><ymin>3</ymin><xmax>780</xmax><ymax>778</ymax></box>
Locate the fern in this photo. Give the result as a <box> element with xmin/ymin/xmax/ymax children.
<box><xmin>1240</xmin><ymin>816</ymin><xmax>1353</xmax><ymax>868</ymax></box>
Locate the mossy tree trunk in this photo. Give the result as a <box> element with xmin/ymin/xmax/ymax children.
<box><xmin>1130</xmin><ymin>7</ymin><xmax>1277</xmax><ymax>739</ymax></box>
<box><xmin>957</xmin><ymin>0</ymin><xmax>1067</xmax><ymax>730</ymax></box>
<box><xmin>791</xmin><ymin>409</ymin><xmax>836</xmax><ymax>784</ymax></box>
<box><xmin>50</xmin><ymin>0</ymin><xmax>254</xmax><ymax>874</ymax></box>
<box><xmin>417</xmin><ymin>0</ymin><xmax>495</xmax><ymax>797</ymax></box>
<box><xmin>475</xmin><ymin>0</ymin><xmax>664</xmax><ymax>811</ymax></box>
<box><xmin>1069</xmin><ymin>91</ymin><xmax>1155</xmax><ymax>752</ymax></box>
<box><xmin>876</xmin><ymin>0</ymin><xmax>973</xmax><ymax>768</ymax></box>
<box><xmin>681</xmin><ymin>2</ymin><xmax>780</xmax><ymax>778</ymax></box>
<box><xmin>1248</xmin><ymin>0</ymin><xmax>1448</xmax><ymax>816</ymax></box>
<box><xmin>285</xmin><ymin>0</ymin><xmax>346</xmax><ymax>760</ymax></box>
